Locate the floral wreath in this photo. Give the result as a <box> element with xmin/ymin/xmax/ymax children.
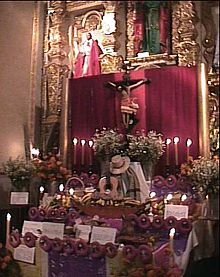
<box><xmin>89</xmin><ymin>241</ymin><xmax>105</xmax><ymax>259</ymax></box>
<box><xmin>104</xmin><ymin>242</ymin><xmax>118</xmax><ymax>258</ymax></box>
<box><xmin>75</xmin><ymin>239</ymin><xmax>89</xmax><ymax>256</ymax></box>
<box><xmin>23</xmin><ymin>232</ymin><xmax>37</xmax><ymax>248</ymax></box>
<box><xmin>39</xmin><ymin>235</ymin><xmax>52</xmax><ymax>252</ymax></box>
<box><xmin>62</xmin><ymin>238</ymin><xmax>75</xmax><ymax>255</ymax></box>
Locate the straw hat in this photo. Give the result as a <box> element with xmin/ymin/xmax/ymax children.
<box><xmin>110</xmin><ymin>155</ymin><xmax>130</xmax><ymax>175</ymax></box>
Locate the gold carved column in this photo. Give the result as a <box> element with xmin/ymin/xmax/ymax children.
<box><xmin>41</xmin><ymin>1</ymin><xmax>69</xmax><ymax>155</ymax></box>
<box><xmin>125</xmin><ymin>1</ymin><xmax>135</xmax><ymax>58</ymax></box>
<box><xmin>172</xmin><ymin>1</ymin><xmax>200</xmax><ymax>67</ymax></box>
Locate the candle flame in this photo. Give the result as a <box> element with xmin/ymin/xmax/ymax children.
<box><xmin>186</xmin><ymin>138</ymin><xmax>192</xmax><ymax>147</ymax></box>
<box><xmin>169</xmin><ymin>228</ymin><xmax>175</xmax><ymax>237</ymax></box>
<box><xmin>39</xmin><ymin>186</ymin><xmax>44</xmax><ymax>193</ymax></box>
<box><xmin>59</xmin><ymin>184</ymin><xmax>64</xmax><ymax>192</ymax></box>
<box><xmin>81</xmin><ymin>139</ymin><xmax>86</xmax><ymax>146</ymax></box>
<box><xmin>181</xmin><ymin>194</ymin><xmax>187</xmax><ymax>202</ymax></box>
<box><xmin>69</xmin><ymin>188</ymin><xmax>74</xmax><ymax>195</ymax></box>
<box><xmin>72</xmin><ymin>138</ymin><xmax>78</xmax><ymax>145</ymax></box>
<box><xmin>7</xmin><ymin>213</ymin><xmax>11</xmax><ymax>221</ymax></box>
<box><xmin>149</xmin><ymin>191</ymin><xmax>156</xmax><ymax>198</ymax></box>
<box><xmin>174</xmin><ymin>137</ymin><xmax>180</xmax><ymax>144</ymax></box>
<box><xmin>166</xmin><ymin>193</ymin><xmax>173</xmax><ymax>201</ymax></box>
<box><xmin>88</xmin><ymin>140</ymin><xmax>93</xmax><ymax>147</ymax></box>
<box><xmin>166</xmin><ymin>138</ymin><xmax>172</xmax><ymax>145</ymax></box>
<box><xmin>31</xmin><ymin>148</ymin><xmax>40</xmax><ymax>156</ymax></box>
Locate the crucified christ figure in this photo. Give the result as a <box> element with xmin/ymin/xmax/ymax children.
<box><xmin>106</xmin><ymin>78</ymin><xmax>151</xmax><ymax>132</ymax></box>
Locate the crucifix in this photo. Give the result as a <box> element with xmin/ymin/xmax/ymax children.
<box><xmin>105</xmin><ymin>61</ymin><xmax>151</xmax><ymax>133</ymax></box>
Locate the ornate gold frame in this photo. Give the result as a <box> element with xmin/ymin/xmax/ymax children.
<box><xmin>38</xmin><ymin>1</ymin><xmax>218</xmax><ymax>167</ymax></box>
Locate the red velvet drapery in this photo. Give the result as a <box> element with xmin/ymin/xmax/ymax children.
<box><xmin>69</xmin><ymin>66</ymin><xmax>199</xmax><ymax>174</ymax></box>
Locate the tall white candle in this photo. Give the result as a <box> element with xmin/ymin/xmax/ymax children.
<box><xmin>169</xmin><ymin>227</ymin><xmax>175</xmax><ymax>253</ymax></box>
<box><xmin>186</xmin><ymin>138</ymin><xmax>192</xmax><ymax>162</ymax></box>
<box><xmin>88</xmin><ymin>140</ymin><xmax>93</xmax><ymax>165</ymax></box>
<box><xmin>39</xmin><ymin>186</ymin><xmax>44</xmax><ymax>201</ymax></box>
<box><xmin>73</xmin><ymin>138</ymin><xmax>78</xmax><ymax>165</ymax></box>
<box><xmin>81</xmin><ymin>139</ymin><xmax>86</xmax><ymax>165</ymax></box>
<box><xmin>173</xmin><ymin>137</ymin><xmax>180</xmax><ymax>166</ymax></box>
<box><xmin>59</xmin><ymin>184</ymin><xmax>64</xmax><ymax>192</ymax></box>
<box><xmin>69</xmin><ymin>188</ymin><xmax>74</xmax><ymax>196</ymax></box>
<box><xmin>6</xmin><ymin>213</ymin><xmax>11</xmax><ymax>248</ymax></box>
<box><xmin>165</xmin><ymin>138</ymin><xmax>172</xmax><ymax>166</ymax></box>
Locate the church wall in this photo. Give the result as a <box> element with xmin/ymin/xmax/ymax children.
<box><xmin>0</xmin><ymin>1</ymin><xmax>44</xmax><ymax>163</ymax></box>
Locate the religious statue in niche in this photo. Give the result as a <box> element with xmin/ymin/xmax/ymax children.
<box><xmin>134</xmin><ymin>1</ymin><xmax>171</xmax><ymax>56</ymax></box>
<box><xmin>73</xmin><ymin>32</ymin><xmax>103</xmax><ymax>78</ymax></box>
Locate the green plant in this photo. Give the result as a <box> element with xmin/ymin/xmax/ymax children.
<box><xmin>126</xmin><ymin>131</ymin><xmax>165</xmax><ymax>164</ymax></box>
<box><xmin>92</xmin><ymin>128</ymin><xmax>124</xmax><ymax>160</ymax></box>
<box><xmin>181</xmin><ymin>156</ymin><xmax>219</xmax><ymax>195</ymax></box>
<box><xmin>2</xmin><ymin>156</ymin><xmax>35</xmax><ymax>190</ymax></box>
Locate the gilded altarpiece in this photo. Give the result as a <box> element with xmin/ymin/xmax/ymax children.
<box><xmin>40</xmin><ymin>1</ymin><xmax>219</xmax><ymax>161</ymax></box>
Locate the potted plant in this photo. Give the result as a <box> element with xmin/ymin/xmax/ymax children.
<box><xmin>2</xmin><ymin>156</ymin><xmax>35</xmax><ymax>192</ymax></box>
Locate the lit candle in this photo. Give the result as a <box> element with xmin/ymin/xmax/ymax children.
<box><xmin>149</xmin><ymin>191</ymin><xmax>156</xmax><ymax>198</ymax></box>
<box><xmin>186</xmin><ymin>138</ymin><xmax>192</xmax><ymax>162</ymax></box>
<box><xmin>39</xmin><ymin>186</ymin><xmax>44</xmax><ymax>201</ymax></box>
<box><xmin>181</xmin><ymin>194</ymin><xmax>187</xmax><ymax>202</ymax></box>
<box><xmin>6</xmin><ymin>213</ymin><xmax>11</xmax><ymax>248</ymax></box>
<box><xmin>59</xmin><ymin>183</ymin><xmax>64</xmax><ymax>193</ymax></box>
<box><xmin>165</xmin><ymin>138</ymin><xmax>172</xmax><ymax>166</ymax></box>
<box><xmin>88</xmin><ymin>140</ymin><xmax>93</xmax><ymax>165</ymax></box>
<box><xmin>69</xmin><ymin>188</ymin><xmax>74</xmax><ymax>196</ymax></box>
<box><xmin>31</xmin><ymin>147</ymin><xmax>40</xmax><ymax>159</ymax></box>
<box><xmin>141</xmin><ymin>129</ymin><xmax>146</xmax><ymax>136</ymax></box>
<box><xmin>173</xmin><ymin>137</ymin><xmax>180</xmax><ymax>166</ymax></box>
<box><xmin>166</xmin><ymin>193</ymin><xmax>173</xmax><ymax>204</ymax></box>
<box><xmin>72</xmin><ymin>138</ymin><xmax>78</xmax><ymax>165</ymax></box>
<box><xmin>80</xmin><ymin>139</ymin><xmax>86</xmax><ymax>165</ymax></box>
<box><xmin>169</xmin><ymin>228</ymin><xmax>175</xmax><ymax>253</ymax></box>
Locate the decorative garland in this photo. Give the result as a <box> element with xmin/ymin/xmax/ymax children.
<box><xmin>122</xmin><ymin>245</ymin><xmax>137</xmax><ymax>261</ymax></box>
<box><xmin>39</xmin><ymin>235</ymin><xmax>52</xmax><ymax>252</ymax></box>
<box><xmin>152</xmin><ymin>176</ymin><xmax>165</xmax><ymax>188</ymax></box>
<box><xmin>138</xmin><ymin>245</ymin><xmax>152</xmax><ymax>263</ymax></box>
<box><xmin>89</xmin><ymin>174</ymin><xmax>99</xmax><ymax>186</ymax></box>
<box><xmin>104</xmin><ymin>242</ymin><xmax>118</xmax><ymax>258</ymax></box>
<box><xmin>23</xmin><ymin>232</ymin><xmax>37</xmax><ymax>248</ymax></box>
<box><xmin>152</xmin><ymin>216</ymin><xmax>164</xmax><ymax>229</ymax></box>
<box><xmin>165</xmin><ymin>175</ymin><xmax>177</xmax><ymax>189</ymax></box>
<box><xmin>75</xmin><ymin>239</ymin><xmax>89</xmax><ymax>256</ymax></box>
<box><xmin>28</xmin><ymin>207</ymin><xmax>40</xmax><ymax>221</ymax></box>
<box><xmin>137</xmin><ymin>214</ymin><xmax>151</xmax><ymax>229</ymax></box>
<box><xmin>89</xmin><ymin>241</ymin><xmax>105</xmax><ymax>259</ymax></box>
<box><xmin>39</xmin><ymin>208</ymin><xmax>47</xmax><ymax>221</ymax></box>
<box><xmin>177</xmin><ymin>176</ymin><xmax>189</xmax><ymax>191</ymax></box>
<box><xmin>67</xmin><ymin>211</ymin><xmax>80</xmax><ymax>225</ymax></box>
<box><xmin>177</xmin><ymin>218</ymin><xmax>192</xmax><ymax>234</ymax></box>
<box><xmin>51</xmin><ymin>238</ymin><xmax>63</xmax><ymax>253</ymax></box>
<box><xmin>58</xmin><ymin>207</ymin><xmax>67</xmax><ymax>219</ymax></box>
<box><xmin>47</xmin><ymin>208</ymin><xmax>59</xmax><ymax>218</ymax></box>
<box><xmin>9</xmin><ymin>232</ymin><xmax>21</xmax><ymax>248</ymax></box>
<box><xmin>164</xmin><ymin>216</ymin><xmax>178</xmax><ymax>230</ymax></box>
<box><xmin>63</xmin><ymin>238</ymin><xmax>75</xmax><ymax>255</ymax></box>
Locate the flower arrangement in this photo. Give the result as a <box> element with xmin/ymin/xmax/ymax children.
<box><xmin>126</xmin><ymin>131</ymin><xmax>165</xmax><ymax>164</ymax></box>
<box><xmin>180</xmin><ymin>156</ymin><xmax>219</xmax><ymax>195</ymax></box>
<box><xmin>1</xmin><ymin>156</ymin><xmax>35</xmax><ymax>190</ymax></box>
<box><xmin>0</xmin><ymin>244</ymin><xmax>22</xmax><ymax>277</ymax></box>
<box><xmin>92</xmin><ymin>128</ymin><xmax>124</xmax><ymax>160</ymax></box>
<box><xmin>92</xmin><ymin>128</ymin><xmax>165</xmax><ymax>164</ymax></box>
<box><xmin>32</xmin><ymin>153</ymin><xmax>72</xmax><ymax>185</ymax></box>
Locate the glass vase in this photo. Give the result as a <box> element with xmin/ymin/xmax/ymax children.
<box><xmin>141</xmin><ymin>161</ymin><xmax>155</xmax><ymax>182</ymax></box>
<box><xmin>207</xmin><ymin>193</ymin><xmax>219</xmax><ymax>219</ymax></box>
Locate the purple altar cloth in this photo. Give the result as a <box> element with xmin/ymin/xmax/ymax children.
<box><xmin>48</xmin><ymin>253</ymin><xmax>106</xmax><ymax>277</ymax></box>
